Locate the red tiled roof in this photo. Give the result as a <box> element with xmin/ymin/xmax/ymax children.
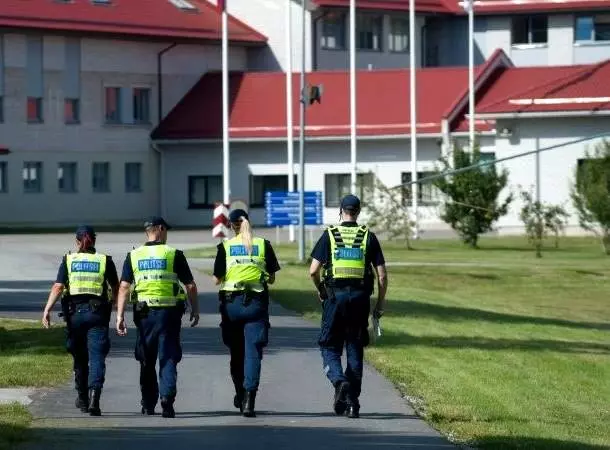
<box><xmin>152</xmin><ymin>65</ymin><xmax>496</xmax><ymax>140</ymax></box>
<box><xmin>475</xmin><ymin>60</ymin><xmax>610</xmax><ymax>116</ymax></box>
<box><xmin>0</xmin><ymin>0</ymin><xmax>266</xmax><ymax>44</ymax></box>
<box><xmin>311</xmin><ymin>0</ymin><xmax>609</xmax><ymax>14</ymax></box>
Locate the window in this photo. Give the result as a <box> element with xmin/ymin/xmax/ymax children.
<box><xmin>125</xmin><ymin>162</ymin><xmax>142</xmax><ymax>193</ymax></box>
<box><xmin>249</xmin><ymin>175</ymin><xmax>297</xmax><ymax>207</ymax></box>
<box><xmin>325</xmin><ymin>173</ymin><xmax>373</xmax><ymax>207</ymax></box>
<box><xmin>0</xmin><ymin>162</ymin><xmax>7</xmax><ymax>193</ymax></box>
<box><xmin>357</xmin><ymin>14</ymin><xmax>383</xmax><ymax>51</ymax></box>
<box><xmin>133</xmin><ymin>88</ymin><xmax>151</xmax><ymax>124</ymax></box>
<box><xmin>58</xmin><ymin>162</ymin><xmax>77</xmax><ymax>193</ymax></box>
<box><xmin>389</xmin><ymin>17</ymin><xmax>409</xmax><ymax>52</ymax></box>
<box><xmin>401</xmin><ymin>172</ymin><xmax>441</xmax><ymax>206</ymax></box>
<box><xmin>511</xmin><ymin>15</ymin><xmax>548</xmax><ymax>45</ymax></box>
<box><xmin>92</xmin><ymin>162</ymin><xmax>110</xmax><ymax>193</ymax></box>
<box><xmin>105</xmin><ymin>87</ymin><xmax>121</xmax><ymax>123</ymax></box>
<box><xmin>64</xmin><ymin>99</ymin><xmax>80</xmax><ymax>123</ymax></box>
<box><xmin>188</xmin><ymin>175</ymin><xmax>222</xmax><ymax>209</ymax></box>
<box><xmin>321</xmin><ymin>12</ymin><xmax>346</xmax><ymax>49</ymax></box>
<box><xmin>479</xmin><ymin>152</ymin><xmax>496</xmax><ymax>172</ymax></box>
<box><xmin>575</xmin><ymin>15</ymin><xmax>610</xmax><ymax>42</ymax></box>
<box><xmin>23</xmin><ymin>161</ymin><xmax>43</xmax><ymax>193</ymax></box>
<box><xmin>27</xmin><ymin>97</ymin><xmax>43</xmax><ymax>122</ymax></box>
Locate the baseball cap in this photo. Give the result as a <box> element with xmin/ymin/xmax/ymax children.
<box><xmin>75</xmin><ymin>225</ymin><xmax>96</xmax><ymax>238</ymax></box>
<box><xmin>144</xmin><ymin>216</ymin><xmax>172</xmax><ymax>230</ymax></box>
<box><xmin>340</xmin><ymin>194</ymin><xmax>361</xmax><ymax>210</ymax></box>
<box><xmin>229</xmin><ymin>209</ymin><xmax>249</xmax><ymax>223</ymax></box>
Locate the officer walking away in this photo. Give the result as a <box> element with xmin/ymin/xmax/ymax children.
<box><xmin>213</xmin><ymin>209</ymin><xmax>280</xmax><ymax>418</ymax></box>
<box><xmin>309</xmin><ymin>194</ymin><xmax>388</xmax><ymax>419</ymax></box>
<box><xmin>42</xmin><ymin>225</ymin><xmax>119</xmax><ymax>416</ymax></box>
<box><xmin>115</xmin><ymin>217</ymin><xmax>199</xmax><ymax>418</ymax></box>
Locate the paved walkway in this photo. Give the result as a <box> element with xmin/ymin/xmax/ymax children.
<box><xmin>0</xmin><ymin>232</ymin><xmax>455</xmax><ymax>450</ymax></box>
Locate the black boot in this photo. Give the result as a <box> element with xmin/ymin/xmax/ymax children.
<box><xmin>333</xmin><ymin>381</ymin><xmax>350</xmax><ymax>416</ymax></box>
<box><xmin>141</xmin><ymin>399</ymin><xmax>155</xmax><ymax>416</ymax></box>
<box><xmin>88</xmin><ymin>388</ymin><xmax>102</xmax><ymax>416</ymax></box>
<box><xmin>160</xmin><ymin>397</ymin><xmax>175</xmax><ymax>418</ymax></box>
<box><xmin>233</xmin><ymin>387</ymin><xmax>245</xmax><ymax>412</ymax></box>
<box><xmin>75</xmin><ymin>391</ymin><xmax>89</xmax><ymax>413</ymax></box>
<box><xmin>346</xmin><ymin>404</ymin><xmax>360</xmax><ymax>419</ymax></box>
<box><xmin>242</xmin><ymin>391</ymin><xmax>256</xmax><ymax>418</ymax></box>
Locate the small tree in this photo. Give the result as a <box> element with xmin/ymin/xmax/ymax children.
<box><xmin>519</xmin><ymin>189</ymin><xmax>569</xmax><ymax>257</ymax></box>
<box><xmin>361</xmin><ymin>172</ymin><xmax>415</xmax><ymax>249</ymax></box>
<box><xmin>570</xmin><ymin>139</ymin><xmax>610</xmax><ymax>254</ymax></box>
<box><xmin>433</xmin><ymin>140</ymin><xmax>513</xmax><ymax>248</ymax></box>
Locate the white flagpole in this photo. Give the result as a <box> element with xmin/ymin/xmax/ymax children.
<box><xmin>409</xmin><ymin>0</ymin><xmax>418</xmax><ymax>239</ymax></box>
<box><xmin>286</xmin><ymin>0</ymin><xmax>295</xmax><ymax>242</ymax></box>
<box><xmin>349</xmin><ymin>0</ymin><xmax>357</xmax><ymax>194</ymax></box>
<box><xmin>221</xmin><ymin>0</ymin><xmax>230</xmax><ymax>205</ymax></box>
<box><xmin>468</xmin><ymin>0</ymin><xmax>475</xmax><ymax>149</ymax></box>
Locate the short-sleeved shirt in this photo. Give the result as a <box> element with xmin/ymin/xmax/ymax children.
<box><xmin>213</xmin><ymin>239</ymin><xmax>281</xmax><ymax>279</ymax></box>
<box><xmin>310</xmin><ymin>221</ymin><xmax>386</xmax><ymax>270</ymax></box>
<box><xmin>120</xmin><ymin>241</ymin><xmax>194</xmax><ymax>285</ymax></box>
<box><xmin>56</xmin><ymin>248</ymin><xmax>119</xmax><ymax>303</ymax></box>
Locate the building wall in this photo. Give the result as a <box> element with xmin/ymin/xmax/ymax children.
<box><xmin>161</xmin><ymin>137</ymin><xmax>447</xmax><ymax>228</ymax></box>
<box><xmin>0</xmin><ymin>33</ymin><xmax>248</xmax><ymax>227</ymax></box>
<box><xmin>492</xmin><ymin>117</ymin><xmax>610</xmax><ymax>233</ymax></box>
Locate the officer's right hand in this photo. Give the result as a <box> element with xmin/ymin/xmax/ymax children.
<box><xmin>189</xmin><ymin>312</ymin><xmax>200</xmax><ymax>327</ymax></box>
<box><xmin>42</xmin><ymin>311</ymin><xmax>51</xmax><ymax>329</ymax></box>
<box><xmin>116</xmin><ymin>316</ymin><xmax>127</xmax><ymax>336</ymax></box>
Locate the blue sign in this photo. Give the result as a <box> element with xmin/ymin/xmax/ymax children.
<box><xmin>265</xmin><ymin>191</ymin><xmax>323</xmax><ymax>226</ymax></box>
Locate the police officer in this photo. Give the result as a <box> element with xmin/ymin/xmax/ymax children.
<box><xmin>309</xmin><ymin>194</ymin><xmax>388</xmax><ymax>419</ymax></box>
<box><xmin>213</xmin><ymin>209</ymin><xmax>280</xmax><ymax>418</ymax></box>
<box><xmin>42</xmin><ymin>225</ymin><xmax>119</xmax><ymax>416</ymax></box>
<box><xmin>115</xmin><ymin>216</ymin><xmax>199</xmax><ymax>418</ymax></box>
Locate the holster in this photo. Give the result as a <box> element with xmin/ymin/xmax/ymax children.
<box><xmin>133</xmin><ymin>301</ymin><xmax>150</xmax><ymax>322</ymax></box>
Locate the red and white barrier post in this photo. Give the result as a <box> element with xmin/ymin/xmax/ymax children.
<box><xmin>212</xmin><ymin>203</ymin><xmax>230</xmax><ymax>239</ymax></box>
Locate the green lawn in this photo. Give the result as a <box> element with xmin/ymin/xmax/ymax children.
<box><xmin>0</xmin><ymin>318</ymin><xmax>72</xmax><ymax>449</ymax></box>
<box><xmin>268</xmin><ymin>236</ymin><xmax>610</xmax><ymax>450</ymax></box>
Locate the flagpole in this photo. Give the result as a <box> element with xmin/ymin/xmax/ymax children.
<box><xmin>468</xmin><ymin>0</ymin><xmax>475</xmax><ymax>149</ymax></box>
<box><xmin>409</xmin><ymin>0</ymin><xmax>418</xmax><ymax>239</ymax></box>
<box><xmin>349</xmin><ymin>0</ymin><xmax>357</xmax><ymax>194</ymax></box>
<box><xmin>221</xmin><ymin>0</ymin><xmax>230</xmax><ymax>205</ymax></box>
<box><xmin>286</xmin><ymin>0</ymin><xmax>295</xmax><ymax>242</ymax></box>
<box><xmin>298</xmin><ymin>0</ymin><xmax>306</xmax><ymax>262</ymax></box>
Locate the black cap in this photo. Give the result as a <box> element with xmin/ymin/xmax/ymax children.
<box><xmin>228</xmin><ymin>209</ymin><xmax>249</xmax><ymax>223</ymax></box>
<box><xmin>144</xmin><ymin>216</ymin><xmax>172</xmax><ymax>230</ymax></box>
<box><xmin>340</xmin><ymin>194</ymin><xmax>361</xmax><ymax>211</ymax></box>
<box><xmin>75</xmin><ymin>225</ymin><xmax>95</xmax><ymax>239</ymax></box>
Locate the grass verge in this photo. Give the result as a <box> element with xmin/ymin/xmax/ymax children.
<box><xmin>0</xmin><ymin>318</ymin><xmax>72</xmax><ymax>449</ymax></box>
<box><xmin>270</xmin><ymin>237</ymin><xmax>610</xmax><ymax>450</ymax></box>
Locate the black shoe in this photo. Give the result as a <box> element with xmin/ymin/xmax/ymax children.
<box><xmin>75</xmin><ymin>392</ymin><xmax>89</xmax><ymax>413</ymax></box>
<box><xmin>242</xmin><ymin>391</ymin><xmax>256</xmax><ymax>418</ymax></box>
<box><xmin>233</xmin><ymin>386</ymin><xmax>245</xmax><ymax>411</ymax></box>
<box><xmin>140</xmin><ymin>399</ymin><xmax>155</xmax><ymax>415</ymax></box>
<box><xmin>333</xmin><ymin>381</ymin><xmax>350</xmax><ymax>416</ymax></box>
<box><xmin>346</xmin><ymin>404</ymin><xmax>360</xmax><ymax>419</ymax></box>
<box><xmin>88</xmin><ymin>388</ymin><xmax>102</xmax><ymax>416</ymax></box>
<box><xmin>160</xmin><ymin>397</ymin><xmax>175</xmax><ymax>418</ymax></box>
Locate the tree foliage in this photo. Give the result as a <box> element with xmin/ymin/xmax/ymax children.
<box><xmin>570</xmin><ymin>139</ymin><xmax>610</xmax><ymax>254</ymax></box>
<box><xmin>360</xmin><ymin>172</ymin><xmax>415</xmax><ymax>248</ymax></box>
<box><xmin>519</xmin><ymin>189</ymin><xmax>569</xmax><ymax>257</ymax></box>
<box><xmin>433</xmin><ymin>141</ymin><xmax>513</xmax><ymax>248</ymax></box>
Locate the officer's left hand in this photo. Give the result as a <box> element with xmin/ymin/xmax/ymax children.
<box><xmin>189</xmin><ymin>312</ymin><xmax>200</xmax><ymax>327</ymax></box>
<box><xmin>42</xmin><ymin>311</ymin><xmax>51</xmax><ymax>329</ymax></box>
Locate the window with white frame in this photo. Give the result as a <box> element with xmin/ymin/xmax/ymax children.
<box><xmin>92</xmin><ymin>162</ymin><xmax>110</xmax><ymax>193</ymax></box>
<box><xmin>188</xmin><ymin>175</ymin><xmax>222</xmax><ymax>209</ymax></box>
<box><xmin>249</xmin><ymin>174</ymin><xmax>297</xmax><ymax>207</ymax></box>
<box><xmin>357</xmin><ymin>14</ymin><xmax>383</xmax><ymax>51</ymax></box>
<box><xmin>105</xmin><ymin>87</ymin><xmax>121</xmax><ymax>123</ymax></box>
<box><xmin>401</xmin><ymin>172</ymin><xmax>441</xmax><ymax>206</ymax></box>
<box><xmin>125</xmin><ymin>162</ymin><xmax>142</xmax><ymax>193</ymax></box>
<box><xmin>58</xmin><ymin>162</ymin><xmax>77</xmax><ymax>193</ymax></box>
<box><xmin>389</xmin><ymin>17</ymin><xmax>409</xmax><ymax>52</ymax></box>
<box><xmin>133</xmin><ymin>88</ymin><xmax>151</xmax><ymax>124</ymax></box>
<box><xmin>511</xmin><ymin>15</ymin><xmax>548</xmax><ymax>45</ymax></box>
<box><xmin>321</xmin><ymin>12</ymin><xmax>346</xmax><ymax>49</ymax></box>
<box><xmin>575</xmin><ymin>14</ymin><xmax>610</xmax><ymax>42</ymax></box>
<box><xmin>325</xmin><ymin>173</ymin><xmax>374</xmax><ymax>208</ymax></box>
<box><xmin>23</xmin><ymin>161</ymin><xmax>43</xmax><ymax>193</ymax></box>
<box><xmin>0</xmin><ymin>162</ymin><xmax>7</xmax><ymax>193</ymax></box>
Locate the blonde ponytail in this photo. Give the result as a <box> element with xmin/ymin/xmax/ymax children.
<box><xmin>240</xmin><ymin>217</ymin><xmax>254</xmax><ymax>255</ymax></box>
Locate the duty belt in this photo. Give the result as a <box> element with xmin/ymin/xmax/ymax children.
<box><xmin>138</xmin><ymin>297</ymin><xmax>180</xmax><ymax>307</ymax></box>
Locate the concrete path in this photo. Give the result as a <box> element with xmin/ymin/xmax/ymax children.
<box><xmin>0</xmin><ymin>232</ymin><xmax>456</xmax><ymax>450</ymax></box>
